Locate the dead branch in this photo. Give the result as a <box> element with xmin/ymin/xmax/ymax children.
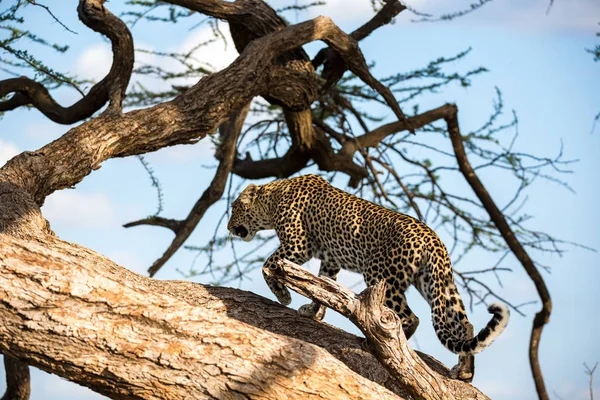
<box><xmin>0</xmin><ymin>0</ymin><xmax>134</xmax><ymax>121</ymax></box>
<box><xmin>445</xmin><ymin>105</ymin><xmax>552</xmax><ymax>400</ymax></box>
<box><xmin>584</xmin><ymin>362</ymin><xmax>598</xmax><ymax>400</ymax></box>
<box><xmin>267</xmin><ymin>259</ymin><xmax>490</xmax><ymax>400</ymax></box>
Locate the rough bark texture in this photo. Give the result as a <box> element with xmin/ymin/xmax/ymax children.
<box><xmin>0</xmin><ymin>1</ymin><xmax>523</xmax><ymax>398</ymax></box>
<box><xmin>1</xmin><ymin>234</ymin><xmax>485</xmax><ymax>400</ymax></box>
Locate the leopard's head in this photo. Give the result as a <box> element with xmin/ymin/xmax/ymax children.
<box><xmin>227</xmin><ymin>184</ymin><xmax>270</xmax><ymax>242</ymax></box>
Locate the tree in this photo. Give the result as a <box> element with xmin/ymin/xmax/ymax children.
<box><xmin>0</xmin><ymin>0</ymin><xmax>590</xmax><ymax>399</ymax></box>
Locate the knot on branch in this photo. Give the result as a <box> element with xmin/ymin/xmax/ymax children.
<box><xmin>357</xmin><ymin>282</ymin><xmax>402</xmax><ymax>339</ymax></box>
<box><xmin>271</xmin><ymin>258</ymin><xmax>488</xmax><ymax>399</ymax></box>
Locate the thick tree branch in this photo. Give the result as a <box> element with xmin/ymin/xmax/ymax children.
<box><xmin>339</xmin><ymin>104</ymin><xmax>454</xmax><ymax>158</ymax></box>
<box><xmin>231</xmin><ymin>146</ymin><xmax>312</xmax><ymax>179</ymax></box>
<box><xmin>444</xmin><ymin>105</ymin><xmax>551</xmax><ymax>400</ymax></box>
<box><xmin>0</xmin><ymin>0</ymin><xmax>134</xmax><ymax>123</ymax></box>
<box><xmin>267</xmin><ymin>259</ymin><xmax>490</xmax><ymax>400</ymax></box>
<box><xmin>0</xmin><ymin>233</ymin><xmax>483</xmax><ymax>399</ymax></box>
<box><xmin>313</xmin><ymin>0</ymin><xmax>407</xmax><ymax>94</ymax></box>
<box><xmin>0</xmin><ymin>16</ymin><xmax>401</xmax><ymax>206</ymax></box>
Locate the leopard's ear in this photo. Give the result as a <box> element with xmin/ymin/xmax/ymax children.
<box><xmin>239</xmin><ymin>184</ymin><xmax>257</xmax><ymax>206</ymax></box>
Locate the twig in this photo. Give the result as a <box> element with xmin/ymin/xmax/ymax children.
<box><xmin>584</xmin><ymin>362</ymin><xmax>598</xmax><ymax>400</ymax></box>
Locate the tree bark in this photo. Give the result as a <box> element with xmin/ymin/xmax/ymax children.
<box><xmin>0</xmin><ymin>7</ymin><xmax>496</xmax><ymax>399</ymax></box>
<box><xmin>0</xmin><ymin>234</ymin><xmax>486</xmax><ymax>399</ymax></box>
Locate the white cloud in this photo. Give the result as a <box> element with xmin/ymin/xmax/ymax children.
<box><xmin>126</xmin><ymin>27</ymin><xmax>239</xmax><ymax>102</ymax></box>
<box><xmin>0</xmin><ymin>139</ymin><xmax>19</xmax><ymax>167</ymax></box>
<box><xmin>24</xmin><ymin>121</ymin><xmax>68</xmax><ymax>143</ymax></box>
<box><xmin>74</xmin><ymin>43</ymin><xmax>113</xmax><ymax>82</ymax></box>
<box><xmin>177</xmin><ymin>25</ymin><xmax>238</xmax><ymax>72</ymax></box>
<box><xmin>42</xmin><ymin>190</ymin><xmax>119</xmax><ymax>229</ymax></box>
<box><xmin>305</xmin><ymin>0</ymin><xmax>377</xmax><ymax>24</ymax></box>
<box><xmin>147</xmin><ymin>138</ymin><xmax>216</xmax><ymax>163</ymax></box>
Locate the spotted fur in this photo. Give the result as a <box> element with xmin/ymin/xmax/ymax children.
<box><xmin>228</xmin><ymin>174</ymin><xmax>509</xmax><ymax>377</ymax></box>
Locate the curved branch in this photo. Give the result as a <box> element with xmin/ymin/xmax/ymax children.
<box><xmin>445</xmin><ymin>105</ymin><xmax>551</xmax><ymax>400</ymax></box>
<box><xmin>314</xmin><ymin>1</ymin><xmax>407</xmax><ymax>97</ymax></box>
<box><xmin>352</xmin><ymin>0</ymin><xmax>407</xmax><ymax>41</ymax></box>
<box><xmin>0</xmin><ymin>0</ymin><xmax>134</xmax><ymax>123</ymax></box>
<box><xmin>339</xmin><ymin>104</ymin><xmax>455</xmax><ymax>158</ymax></box>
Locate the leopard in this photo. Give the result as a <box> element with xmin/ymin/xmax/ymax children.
<box><xmin>227</xmin><ymin>174</ymin><xmax>509</xmax><ymax>380</ymax></box>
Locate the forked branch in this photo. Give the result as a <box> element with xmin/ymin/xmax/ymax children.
<box><xmin>267</xmin><ymin>259</ymin><xmax>490</xmax><ymax>400</ymax></box>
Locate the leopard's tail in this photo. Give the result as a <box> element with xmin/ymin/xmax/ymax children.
<box><xmin>431</xmin><ymin>285</ymin><xmax>509</xmax><ymax>355</ymax></box>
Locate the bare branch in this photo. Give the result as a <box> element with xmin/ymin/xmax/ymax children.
<box><xmin>124</xmin><ymin>103</ymin><xmax>251</xmax><ymax>277</ymax></box>
<box><xmin>584</xmin><ymin>362</ymin><xmax>598</xmax><ymax>400</ymax></box>
<box><xmin>267</xmin><ymin>259</ymin><xmax>491</xmax><ymax>400</ymax></box>
<box><xmin>0</xmin><ymin>0</ymin><xmax>134</xmax><ymax>122</ymax></box>
<box><xmin>351</xmin><ymin>0</ymin><xmax>407</xmax><ymax>41</ymax></box>
<box><xmin>445</xmin><ymin>106</ymin><xmax>552</xmax><ymax>400</ymax></box>
<box><xmin>25</xmin><ymin>0</ymin><xmax>78</xmax><ymax>34</ymax></box>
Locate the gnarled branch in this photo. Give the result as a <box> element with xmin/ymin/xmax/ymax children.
<box><xmin>0</xmin><ymin>0</ymin><xmax>134</xmax><ymax>123</ymax></box>
<box><xmin>267</xmin><ymin>259</ymin><xmax>490</xmax><ymax>400</ymax></box>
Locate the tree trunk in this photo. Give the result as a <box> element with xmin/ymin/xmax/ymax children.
<box><xmin>0</xmin><ymin>9</ymin><xmax>493</xmax><ymax>399</ymax></box>
<box><xmin>0</xmin><ymin>233</ymin><xmax>488</xmax><ymax>399</ymax></box>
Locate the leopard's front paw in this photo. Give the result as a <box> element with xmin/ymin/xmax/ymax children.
<box><xmin>298</xmin><ymin>303</ymin><xmax>317</xmax><ymax>317</ymax></box>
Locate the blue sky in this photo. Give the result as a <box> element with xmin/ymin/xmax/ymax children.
<box><xmin>1</xmin><ymin>0</ymin><xmax>599</xmax><ymax>399</ymax></box>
